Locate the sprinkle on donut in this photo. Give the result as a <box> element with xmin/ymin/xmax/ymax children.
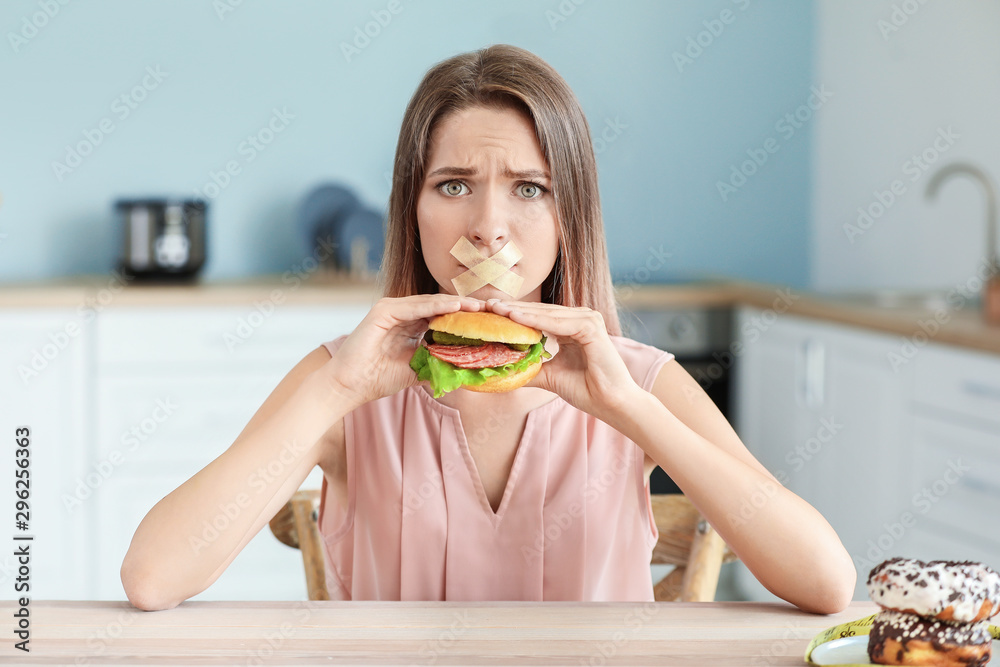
<box><xmin>867</xmin><ymin>558</ymin><xmax>1000</xmax><ymax>624</ymax></box>
<box><xmin>867</xmin><ymin>609</ymin><xmax>992</xmax><ymax>667</ymax></box>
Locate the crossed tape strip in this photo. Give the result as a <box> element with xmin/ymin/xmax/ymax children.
<box><xmin>450</xmin><ymin>237</ymin><xmax>524</xmax><ymax>297</ymax></box>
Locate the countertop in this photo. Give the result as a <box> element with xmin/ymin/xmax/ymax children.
<box><xmin>0</xmin><ymin>599</ymin><xmax>880</xmax><ymax>665</ymax></box>
<box><xmin>1</xmin><ymin>271</ymin><xmax>997</xmax><ymax>355</ymax></box>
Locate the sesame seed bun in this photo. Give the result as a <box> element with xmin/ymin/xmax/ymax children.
<box><xmin>428</xmin><ymin>311</ymin><xmax>542</xmax><ymax>346</ymax></box>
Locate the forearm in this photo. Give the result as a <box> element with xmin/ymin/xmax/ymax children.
<box><xmin>607</xmin><ymin>389</ymin><xmax>856</xmax><ymax>613</ymax></box>
<box><xmin>120</xmin><ymin>375</ymin><xmax>351</xmax><ymax>610</ymax></box>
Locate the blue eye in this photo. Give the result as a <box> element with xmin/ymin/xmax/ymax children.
<box><xmin>517</xmin><ymin>182</ymin><xmax>546</xmax><ymax>199</ymax></box>
<box><xmin>439</xmin><ymin>181</ymin><xmax>468</xmax><ymax>196</ymax></box>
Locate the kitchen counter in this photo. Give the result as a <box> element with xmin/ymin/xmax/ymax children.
<box><xmin>623</xmin><ymin>279</ymin><xmax>1000</xmax><ymax>357</ymax></box>
<box><xmin>0</xmin><ymin>599</ymin><xmax>878</xmax><ymax>665</ymax></box>
<box><xmin>0</xmin><ymin>270</ymin><xmax>379</xmax><ymax>307</ymax></box>
<box><xmin>1</xmin><ymin>272</ymin><xmax>997</xmax><ymax>355</ymax></box>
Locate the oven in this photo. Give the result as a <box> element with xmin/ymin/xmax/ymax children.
<box><xmin>619</xmin><ymin>306</ymin><xmax>734</xmax><ymax>494</ymax></box>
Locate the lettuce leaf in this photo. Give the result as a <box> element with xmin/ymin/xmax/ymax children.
<box><xmin>409</xmin><ymin>338</ymin><xmax>550</xmax><ymax>398</ymax></box>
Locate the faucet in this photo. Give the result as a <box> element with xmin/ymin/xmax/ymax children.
<box><xmin>925</xmin><ymin>162</ymin><xmax>999</xmax><ymax>275</ymax></box>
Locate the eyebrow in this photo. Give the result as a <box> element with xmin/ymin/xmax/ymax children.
<box><xmin>426</xmin><ymin>166</ymin><xmax>551</xmax><ymax>181</ymax></box>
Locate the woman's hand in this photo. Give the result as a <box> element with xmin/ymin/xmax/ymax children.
<box><xmin>318</xmin><ymin>294</ymin><xmax>484</xmax><ymax>410</ymax></box>
<box><xmin>485</xmin><ymin>299</ymin><xmax>641</xmax><ymax>422</ymax></box>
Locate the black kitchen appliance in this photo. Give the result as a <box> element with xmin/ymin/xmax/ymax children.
<box><xmin>620</xmin><ymin>304</ymin><xmax>734</xmax><ymax>494</ymax></box>
<box><xmin>115</xmin><ymin>198</ymin><xmax>206</xmax><ymax>281</ymax></box>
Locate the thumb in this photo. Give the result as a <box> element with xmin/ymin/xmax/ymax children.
<box><xmin>524</xmin><ymin>360</ymin><xmax>553</xmax><ymax>392</ymax></box>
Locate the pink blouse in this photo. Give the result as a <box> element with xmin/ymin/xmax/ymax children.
<box><xmin>316</xmin><ymin>334</ymin><xmax>675</xmax><ymax>601</ymax></box>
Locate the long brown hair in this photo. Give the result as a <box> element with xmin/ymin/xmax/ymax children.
<box><xmin>379</xmin><ymin>44</ymin><xmax>621</xmax><ymax>336</ymax></box>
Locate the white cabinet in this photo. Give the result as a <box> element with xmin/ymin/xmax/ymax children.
<box><xmin>0</xmin><ymin>301</ymin><xmax>368</xmax><ymax>602</ymax></box>
<box><xmin>730</xmin><ymin>313</ymin><xmax>816</xmax><ymax>500</ymax></box>
<box><xmin>0</xmin><ymin>310</ymin><xmax>92</xmax><ymax>600</ymax></box>
<box><xmin>891</xmin><ymin>346</ymin><xmax>1000</xmax><ymax>568</ymax></box>
<box><xmin>732</xmin><ymin>307</ymin><xmax>1000</xmax><ymax>604</ymax></box>
<box><xmin>90</xmin><ymin>305</ymin><xmax>368</xmax><ymax>601</ymax></box>
<box><xmin>731</xmin><ymin>308</ymin><xmax>913</xmax><ymax>602</ymax></box>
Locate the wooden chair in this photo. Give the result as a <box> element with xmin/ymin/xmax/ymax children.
<box><xmin>269</xmin><ymin>490</ymin><xmax>737</xmax><ymax>602</ymax></box>
<box><xmin>269</xmin><ymin>489</ymin><xmax>330</xmax><ymax>601</ymax></box>
<box><xmin>649</xmin><ymin>494</ymin><xmax>738</xmax><ymax>601</ymax></box>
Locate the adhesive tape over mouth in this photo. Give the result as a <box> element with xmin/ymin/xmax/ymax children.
<box><xmin>449</xmin><ymin>237</ymin><xmax>524</xmax><ymax>297</ymax></box>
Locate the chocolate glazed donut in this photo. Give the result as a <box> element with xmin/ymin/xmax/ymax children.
<box><xmin>868</xmin><ymin>610</ymin><xmax>992</xmax><ymax>667</ymax></box>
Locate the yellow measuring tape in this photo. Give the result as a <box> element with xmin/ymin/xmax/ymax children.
<box><xmin>803</xmin><ymin>614</ymin><xmax>1000</xmax><ymax>666</ymax></box>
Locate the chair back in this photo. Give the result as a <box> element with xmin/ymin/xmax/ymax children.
<box><xmin>269</xmin><ymin>489</ymin><xmax>736</xmax><ymax>602</ymax></box>
<box><xmin>648</xmin><ymin>494</ymin><xmax>737</xmax><ymax>601</ymax></box>
<box><xmin>268</xmin><ymin>489</ymin><xmax>329</xmax><ymax>601</ymax></box>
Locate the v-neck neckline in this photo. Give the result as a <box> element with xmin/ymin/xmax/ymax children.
<box><xmin>453</xmin><ymin>407</ymin><xmax>530</xmax><ymax>523</ymax></box>
<box><xmin>413</xmin><ymin>386</ymin><xmax>563</xmax><ymax>526</ymax></box>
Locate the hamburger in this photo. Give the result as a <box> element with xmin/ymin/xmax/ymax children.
<box><xmin>409</xmin><ymin>311</ymin><xmax>550</xmax><ymax>398</ymax></box>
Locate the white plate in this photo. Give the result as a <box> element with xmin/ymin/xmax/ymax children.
<box><xmin>809</xmin><ymin>636</ymin><xmax>869</xmax><ymax>664</ymax></box>
<box><xmin>809</xmin><ymin>635</ymin><xmax>999</xmax><ymax>665</ymax></box>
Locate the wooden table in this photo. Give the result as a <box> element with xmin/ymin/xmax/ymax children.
<box><xmin>1</xmin><ymin>600</ymin><xmax>878</xmax><ymax>665</ymax></box>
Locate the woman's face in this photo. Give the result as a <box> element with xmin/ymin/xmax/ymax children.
<box><xmin>416</xmin><ymin>105</ymin><xmax>559</xmax><ymax>302</ymax></box>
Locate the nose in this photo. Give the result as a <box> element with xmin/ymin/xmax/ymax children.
<box><xmin>467</xmin><ymin>188</ymin><xmax>510</xmax><ymax>252</ymax></box>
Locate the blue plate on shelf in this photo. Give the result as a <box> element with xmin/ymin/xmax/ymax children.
<box><xmin>336</xmin><ymin>206</ymin><xmax>385</xmax><ymax>274</ymax></box>
<box><xmin>296</xmin><ymin>183</ymin><xmax>359</xmax><ymax>268</ymax></box>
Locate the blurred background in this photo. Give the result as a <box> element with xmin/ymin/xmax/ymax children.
<box><xmin>1</xmin><ymin>1</ymin><xmax>999</xmax><ymax>607</ymax></box>
<box><xmin>1</xmin><ymin>0</ymin><xmax>995</xmax><ymax>290</ymax></box>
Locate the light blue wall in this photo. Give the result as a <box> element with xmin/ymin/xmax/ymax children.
<box><xmin>0</xmin><ymin>0</ymin><xmax>813</xmax><ymax>287</ymax></box>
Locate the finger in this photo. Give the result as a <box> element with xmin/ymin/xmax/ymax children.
<box><xmin>395</xmin><ymin>321</ymin><xmax>433</xmax><ymax>340</ymax></box>
<box><xmin>523</xmin><ymin>359</ymin><xmax>554</xmax><ymax>392</ymax></box>
<box><xmin>490</xmin><ymin>303</ymin><xmax>606</xmax><ymax>343</ymax></box>
<box><xmin>380</xmin><ymin>294</ymin><xmax>484</xmax><ymax>328</ymax></box>
<box><xmin>410</xmin><ymin>293</ymin><xmax>485</xmax><ymax>315</ymax></box>
<box><xmin>387</xmin><ymin>295</ymin><xmax>488</xmax><ymax>343</ymax></box>
<box><xmin>452</xmin><ymin>296</ymin><xmax>487</xmax><ymax>312</ymax></box>
<box><xmin>485</xmin><ymin>298</ymin><xmax>577</xmax><ymax>314</ymax></box>
<box><xmin>486</xmin><ymin>300</ymin><xmax>595</xmax><ymax>326</ymax></box>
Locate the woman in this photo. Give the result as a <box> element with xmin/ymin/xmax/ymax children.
<box><xmin>121</xmin><ymin>44</ymin><xmax>855</xmax><ymax>611</ymax></box>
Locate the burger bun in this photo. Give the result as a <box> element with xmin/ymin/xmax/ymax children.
<box><xmin>428</xmin><ymin>311</ymin><xmax>541</xmax><ymax>345</ymax></box>
<box><xmin>464</xmin><ymin>359</ymin><xmax>542</xmax><ymax>393</ymax></box>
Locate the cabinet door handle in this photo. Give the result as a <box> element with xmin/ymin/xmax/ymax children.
<box><xmin>958</xmin><ymin>474</ymin><xmax>1000</xmax><ymax>500</ymax></box>
<box><xmin>961</xmin><ymin>380</ymin><xmax>1000</xmax><ymax>403</ymax></box>
<box><xmin>797</xmin><ymin>339</ymin><xmax>826</xmax><ymax>408</ymax></box>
